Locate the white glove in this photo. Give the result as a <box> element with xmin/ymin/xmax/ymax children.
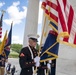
<box><xmin>47</xmin><ymin>63</ymin><xmax>51</xmax><ymax>69</ymax></box>
<box><xmin>34</xmin><ymin>56</ymin><xmax>40</xmax><ymax>63</ymax></box>
<box><xmin>35</xmin><ymin>62</ymin><xmax>40</xmax><ymax>67</ymax></box>
<box><xmin>48</xmin><ymin>60</ymin><xmax>52</xmax><ymax>63</ymax></box>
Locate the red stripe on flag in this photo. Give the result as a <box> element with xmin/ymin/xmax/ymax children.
<box><xmin>63</xmin><ymin>0</ymin><xmax>67</xmax><ymax>10</ymax></box>
<box><xmin>0</xmin><ymin>27</ymin><xmax>2</xmax><ymax>38</ymax></box>
<box><xmin>67</xmin><ymin>6</ymin><xmax>74</xmax><ymax>34</ymax></box>
<box><xmin>0</xmin><ymin>36</ymin><xmax>2</xmax><ymax>38</ymax></box>
<box><xmin>0</xmin><ymin>32</ymin><xmax>2</xmax><ymax>34</ymax></box>
<box><xmin>57</xmin><ymin>0</ymin><xmax>68</xmax><ymax>32</ymax></box>
<box><xmin>45</xmin><ymin>9</ymin><xmax>58</xmax><ymax>22</ymax></box>
<box><xmin>47</xmin><ymin>1</ymin><xmax>58</xmax><ymax>11</ymax></box>
<box><xmin>74</xmin><ymin>33</ymin><xmax>76</xmax><ymax>44</ymax></box>
<box><xmin>42</xmin><ymin>2</ymin><xmax>46</xmax><ymax>7</ymax></box>
<box><xmin>45</xmin><ymin>9</ymin><xmax>49</xmax><ymax>15</ymax></box>
<box><xmin>42</xmin><ymin>2</ymin><xmax>47</xmax><ymax>9</ymax></box>
<box><xmin>49</xmin><ymin>12</ymin><xmax>58</xmax><ymax>22</ymax></box>
<box><xmin>63</xmin><ymin>6</ymin><xmax>74</xmax><ymax>42</ymax></box>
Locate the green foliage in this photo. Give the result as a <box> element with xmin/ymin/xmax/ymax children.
<box><xmin>9</xmin><ymin>53</ymin><xmax>19</xmax><ymax>58</ymax></box>
<box><xmin>11</xmin><ymin>44</ymin><xmax>22</xmax><ymax>53</ymax></box>
<box><xmin>36</xmin><ymin>43</ymin><xmax>39</xmax><ymax>51</ymax></box>
<box><xmin>9</xmin><ymin>51</ymin><xmax>19</xmax><ymax>58</ymax></box>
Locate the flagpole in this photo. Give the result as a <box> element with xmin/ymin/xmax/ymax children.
<box><xmin>34</xmin><ymin>0</ymin><xmax>52</xmax><ymax>74</ymax></box>
<box><xmin>1</xmin><ymin>10</ymin><xmax>6</xmax><ymax>15</ymax></box>
<box><xmin>34</xmin><ymin>15</ymin><xmax>47</xmax><ymax>74</ymax></box>
<box><xmin>38</xmin><ymin>16</ymin><xmax>47</xmax><ymax>56</ymax></box>
<box><xmin>10</xmin><ymin>21</ymin><xmax>13</xmax><ymax>52</ymax></box>
<box><xmin>11</xmin><ymin>21</ymin><xmax>13</xmax><ymax>25</ymax></box>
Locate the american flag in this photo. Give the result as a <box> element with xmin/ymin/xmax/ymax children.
<box><xmin>42</xmin><ymin>0</ymin><xmax>76</xmax><ymax>47</ymax></box>
<box><xmin>41</xmin><ymin>0</ymin><xmax>58</xmax><ymax>45</ymax></box>
<box><xmin>57</xmin><ymin>0</ymin><xmax>76</xmax><ymax>47</ymax></box>
<box><xmin>0</xmin><ymin>13</ymin><xmax>3</xmax><ymax>38</ymax></box>
<box><xmin>41</xmin><ymin>0</ymin><xmax>47</xmax><ymax>10</ymax></box>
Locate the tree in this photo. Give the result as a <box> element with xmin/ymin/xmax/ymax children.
<box><xmin>36</xmin><ymin>43</ymin><xmax>39</xmax><ymax>52</ymax></box>
<box><xmin>11</xmin><ymin>44</ymin><xmax>22</xmax><ymax>53</ymax></box>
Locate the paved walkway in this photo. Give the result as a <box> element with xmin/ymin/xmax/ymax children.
<box><xmin>5</xmin><ymin>56</ymin><xmax>76</xmax><ymax>75</ymax></box>
<box><xmin>5</xmin><ymin>58</ymin><xmax>21</xmax><ymax>75</ymax></box>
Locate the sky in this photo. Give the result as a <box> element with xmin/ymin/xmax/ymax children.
<box><xmin>0</xmin><ymin>0</ymin><xmax>43</xmax><ymax>44</ymax></box>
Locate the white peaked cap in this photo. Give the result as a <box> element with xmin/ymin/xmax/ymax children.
<box><xmin>28</xmin><ymin>34</ymin><xmax>39</xmax><ymax>39</ymax></box>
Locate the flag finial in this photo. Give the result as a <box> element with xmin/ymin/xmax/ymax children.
<box><xmin>1</xmin><ymin>10</ymin><xmax>6</xmax><ymax>15</ymax></box>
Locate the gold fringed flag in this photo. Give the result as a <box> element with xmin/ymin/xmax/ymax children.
<box><xmin>4</xmin><ymin>22</ymin><xmax>13</xmax><ymax>56</ymax></box>
<box><xmin>41</xmin><ymin>0</ymin><xmax>76</xmax><ymax>47</ymax></box>
<box><xmin>57</xmin><ymin>0</ymin><xmax>76</xmax><ymax>47</ymax></box>
<box><xmin>0</xmin><ymin>30</ymin><xmax>7</xmax><ymax>55</ymax></box>
<box><xmin>40</xmin><ymin>30</ymin><xmax>59</xmax><ymax>62</ymax></box>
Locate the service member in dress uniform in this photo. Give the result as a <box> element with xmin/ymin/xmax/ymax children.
<box><xmin>0</xmin><ymin>51</ymin><xmax>8</xmax><ymax>75</ymax></box>
<box><xmin>37</xmin><ymin>46</ymin><xmax>47</xmax><ymax>75</ymax></box>
<box><xmin>49</xmin><ymin>59</ymin><xmax>57</xmax><ymax>75</ymax></box>
<box><xmin>37</xmin><ymin>62</ymin><xmax>47</xmax><ymax>75</ymax></box>
<box><xmin>37</xmin><ymin>46</ymin><xmax>52</xmax><ymax>75</ymax></box>
<box><xmin>19</xmin><ymin>34</ymin><xmax>40</xmax><ymax>75</ymax></box>
<box><xmin>37</xmin><ymin>59</ymin><xmax>52</xmax><ymax>75</ymax></box>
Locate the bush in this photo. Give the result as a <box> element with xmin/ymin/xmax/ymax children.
<box><xmin>8</xmin><ymin>51</ymin><xmax>19</xmax><ymax>58</ymax></box>
<box><xmin>11</xmin><ymin>44</ymin><xmax>22</xmax><ymax>53</ymax></box>
<box><xmin>9</xmin><ymin>54</ymin><xmax>19</xmax><ymax>58</ymax></box>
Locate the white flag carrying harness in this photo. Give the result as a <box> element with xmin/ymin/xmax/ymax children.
<box><xmin>28</xmin><ymin>46</ymin><xmax>37</xmax><ymax>75</ymax></box>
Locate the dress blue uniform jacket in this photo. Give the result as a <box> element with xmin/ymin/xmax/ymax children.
<box><xmin>19</xmin><ymin>46</ymin><xmax>38</xmax><ymax>75</ymax></box>
<box><xmin>0</xmin><ymin>55</ymin><xmax>7</xmax><ymax>67</ymax></box>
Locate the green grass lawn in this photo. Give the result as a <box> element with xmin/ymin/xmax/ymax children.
<box><xmin>9</xmin><ymin>51</ymin><xmax>19</xmax><ymax>58</ymax></box>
